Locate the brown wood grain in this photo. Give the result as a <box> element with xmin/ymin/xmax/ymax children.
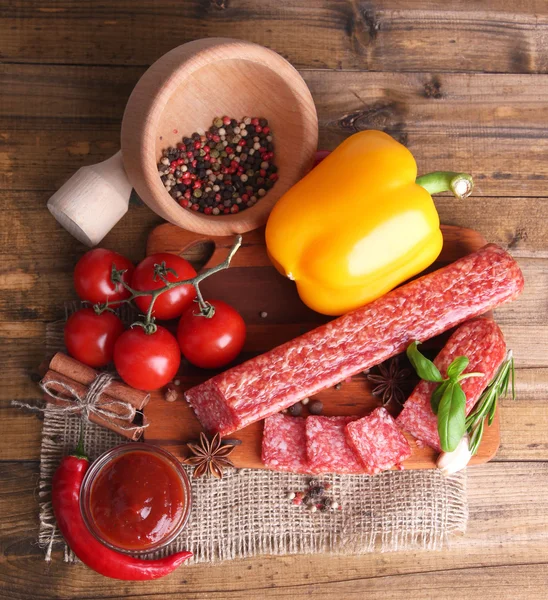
<box><xmin>2</xmin><ymin>1</ymin><xmax>548</xmax><ymax>73</ymax></box>
<box><xmin>2</xmin><ymin>2</ymin><xmax>548</xmax><ymax>598</ymax></box>
<box><xmin>2</xmin><ymin>66</ymin><xmax>548</xmax><ymax>196</ymax></box>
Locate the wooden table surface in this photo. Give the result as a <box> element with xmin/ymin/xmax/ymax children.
<box><xmin>1</xmin><ymin>2</ymin><xmax>548</xmax><ymax>599</ymax></box>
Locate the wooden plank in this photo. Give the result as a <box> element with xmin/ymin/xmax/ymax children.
<box><xmin>2</xmin><ymin>207</ymin><xmax>545</xmax><ymax>328</ymax></box>
<box><xmin>2</xmin><ymin>67</ymin><xmax>548</xmax><ymax>196</ymax></box>
<box><xmin>1</xmin><ymin>461</ymin><xmax>548</xmax><ymax>599</ymax></box>
<box><xmin>1</xmin><ymin>1</ymin><xmax>548</xmax><ymax>73</ymax></box>
<box><xmin>4</xmin><ymin>191</ymin><xmax>548</xmax><ymax>256</ymax></box>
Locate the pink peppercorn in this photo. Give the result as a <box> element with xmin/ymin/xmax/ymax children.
<box><xmin>238</xmin><ymin>139</ymin><xmax>247</xmax><ymax>146</ymax></box>
<box><xmin>223</xmin><ymin>116</ymin><xmax>231</xmax><ymax>125</ymax></box>
<box><xmin>204</xmin><ymin>207</ymin><xmax>213</xmax><ymax>215</ymax></box>
<box><xmin>194</xmin><ymin>141</ymin><xmax>201</xmax><ymax>150</ymax></box>
<box><xmin>251</xmin><ymin>118</ymin><xmax>259</xmax><ymax>126</ymax></box>
<box><xmin>191</xmin><ymin>203</ymin><xmax>200</xmax><ymax>211</ymax></box>
<box><xmin>231</xmin><ymin>204</ymin><xmax>239</xmax><ymax>213</ymax></box>
<box><xmin>262</xmin><ymin>126</ymin><xmax>270</xmax><ymax>134</ymax></box>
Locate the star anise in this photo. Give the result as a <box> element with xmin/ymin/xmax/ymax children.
<box><xmin>366</xmin><ymin>357</ymin><xmax>412</xmax><ymax>407</ymax></box>
<box><xmin>185</xmin><ymin>432</ymin><xmax>236</xmax><ymax>479</ymax></box>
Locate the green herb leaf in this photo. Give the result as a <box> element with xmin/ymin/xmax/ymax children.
<box><xmin>447</xmin><ymin>356</ymin><xmax>469</xmax><ymax>379</ymax></box>
<box><xmin>430</xmin><ymin>380</ymin><xmax>449</xmax><ymax>415</ymax></box>
<box><xmin>437</xmin><ymin>381</ymin><xmax>467</xmax><ymax>452</ymax></box>
<box><xmin>406</xmin><ymin>342</ymin><xmax>444</xmax><ymax>383</ymax></box>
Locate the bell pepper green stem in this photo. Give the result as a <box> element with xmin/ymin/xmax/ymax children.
<box><xmin>416</xmin><ymin>171</ymin><xmax>474</xmax><ymax>200</ymax></box>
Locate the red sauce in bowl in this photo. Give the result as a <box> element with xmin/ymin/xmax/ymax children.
<box><xmin>81</xmin><ymin>444</ymin><xmax>191</xmax><ymax>553</ymax></box>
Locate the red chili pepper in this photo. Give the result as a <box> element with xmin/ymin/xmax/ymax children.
<box><xmin>52</xmin><ymin>450</ymin><xmax>192</xmax><ymax>580</ymax></box>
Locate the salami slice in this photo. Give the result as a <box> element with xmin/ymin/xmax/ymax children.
<box><xmin>396</xmin><ymin>318</ymin><xmax>507</xmax><ymax>451</ymax></box>
<box><xmin>345</xmin><ymin>407</ymin><xmax>412</xmax><ymax>474</ymax></box>
<box><xmin>185</xmin><ymin>244</ymin><xmax>523</xmax><ymax>436</ymax></box>
<box><xmin>261</xmin><ymin>413</ymin><xmax>308</xmax><ymax>473</ymax></box>
<box><xmin>306</xmin><ymin>416</ymin><xmax>364</xmax><ymax>474</ymax></box>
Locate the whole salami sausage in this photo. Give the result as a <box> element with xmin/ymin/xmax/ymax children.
<box><xmin>396</xmin><ymin>318</ymin><xmax>507</xmax><ymax>451</ymax></box>
<box><xmin>185</xmin><ymin>244</ymin><xmax>523</xmax><ymax>436</ymax></box>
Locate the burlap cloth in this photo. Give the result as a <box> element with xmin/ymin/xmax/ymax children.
<box><xmin>37</xmin><ymin>310</ymin><xmax>468</xmax><ymax>564</ymax></box>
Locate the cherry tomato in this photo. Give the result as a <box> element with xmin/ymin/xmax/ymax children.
<box><xmin>64</xmin><ymin>308</ymin><xmax>124</xmax><ymax>368</ymax></box>
<box><xmin>177</xmin><ymin>300</ymin><xmax>246</xmax><ymax>369</ymax></box>
<box><xmin>74</xmin><ymin>248</ymin><xmax>134</xmax><ymax>305</ymax></box>
<box><xmin>113</xmin><ymin>325</ymin><xmax>181</xmax><ymax>391</ymax></box>
<box><xmin>131</xmin><ymin>253</ymin><xmax>197</xmax><ymax>321</ymax></box>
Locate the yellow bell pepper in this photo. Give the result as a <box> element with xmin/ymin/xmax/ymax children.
<box><xmin>265</xmin><ymin>130</ymin><xmax>473</xmax><ymax>316</ymax></box>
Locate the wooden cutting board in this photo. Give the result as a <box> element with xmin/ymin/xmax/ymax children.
<box><xmin>143</xmin><ymin>223</ymin><xmax>500</xmax><ymax>470</ymax></box>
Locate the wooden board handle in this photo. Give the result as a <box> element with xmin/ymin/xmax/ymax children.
<box><xmin>47</xmin><ymin>151</ymin><xmax>133</xmax><ymax>247</ymax></box>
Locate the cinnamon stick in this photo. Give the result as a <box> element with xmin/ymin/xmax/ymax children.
<box><xmin>41</xmin><ymin>369</ymin><xmax>135</xmax><ymax>419</ymax></box>
<box><xmin>49</xmin><ymin>352</ymin><xmax>150</xmax><ymax>410</ymax></box>
<box><xmin>41</xmin><ymin>391</ymin><xmax>145</xmax><ymax>441</ymax></box>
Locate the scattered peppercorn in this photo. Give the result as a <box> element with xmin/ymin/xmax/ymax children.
<box><xmin>334</xmin><ymin>382</ymin><xmax>343</xmax><ymax>390</ymax></box>
<box><xmin>260</xmin><ymin>311</ymin><xmax>268</xmax><ymax>318</ymax></box>
<box><xmin>288</xmin><ymin>402</ymin><xmax>303</xmax><ymax>417</ymax></box>
<box><xmin>287</xmin><ymin>480</ymin><xmax>340</xmax><ymax>514</ymax></box>
<box><xmin>308</xmin><ymin>400</ymin><xmax>324</xmax><ymax>415</ymax></box>
<box><xmin>157</xmin><ymin>116</ymin><xmax>277</xmax><ymax>215</ymax></box>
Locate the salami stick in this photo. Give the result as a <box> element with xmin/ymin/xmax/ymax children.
<box><xmin>185</xmin><ymin>244</ymin><xmax>523</xmax><ymax>436</ymax></box>
<box><xmin>396</xmin><ymin>318</ymin><xmax>507</xmax><ymax>451</ymax></box>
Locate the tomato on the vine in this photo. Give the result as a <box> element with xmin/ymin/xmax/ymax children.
<box><xmin>131</xmin><ymin>253</ymin><xmax>196</xmax><ymax>321</ymax></box>
<box><xmin>64</xmin><ymin>308</ymin><xmax>124</xmax><ymax>368</ymax></box>
<box><xmin>177</xmin><ymin>300</ymin><xmax>246</xmax><ymax>369</ymax></box>
<box><xmin>113</xmin><ymin>325</ymin><xmax>181</xmax><ymax>391</ymax></box>
<box><xmin>74</xmin><ymin>248</ymin><xmax>134</xmax><ymax>305</ymax></box>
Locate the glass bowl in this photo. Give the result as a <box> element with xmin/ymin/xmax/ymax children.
<box><xmin>80</xmin><ymin>443</ymin><xmax>191</xmax><ymax>555</ymax></box>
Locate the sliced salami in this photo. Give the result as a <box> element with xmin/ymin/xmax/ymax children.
<box><xmin>261</xmin><ymin>413</ymin><xmax>308</xmax><ymax>473</ymax></box>
<box><xmin>396</xmin><ymin>318</ymin><xmax>507</xmax><ymax>451</ymax></box>
<box><xmin>306</xmin><ymin>416</ymin><xmax>364</xmax><ymax>474</ymax></box>
<box><xmin>345</xmin><ymin>407</ymin><xmax>411</xmax><ymax>474</ymax></box>
<box><xmin>185</xmin><ymin>244</ymin><xmax>523</xmax><ymax>436</ymax></box>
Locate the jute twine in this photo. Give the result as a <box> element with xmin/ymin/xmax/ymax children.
<box><xmin>33</xmin><ymin>305</ymin><xmax>468</xmax><ymax>564</ymax></box>
<box><xmin>13</xmin><ymin>373</ymin><xmax>147</xmax><ymax>435</ymax></box>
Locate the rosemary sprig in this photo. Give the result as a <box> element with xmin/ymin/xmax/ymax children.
<box><xmin>466</xmin><ymin>351</ymin><xmax>515</xmax><ymax>455</ymax></box>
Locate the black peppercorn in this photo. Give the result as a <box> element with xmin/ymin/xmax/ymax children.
<box><xmin>288</xmin><ymin>402</ymin><xmax>303</xmax><ymax>417</ymax></box>
<box><xmin>308</xmin><ymin>400</ymin><xmax>323</xmax><ymax>415</ymax></box>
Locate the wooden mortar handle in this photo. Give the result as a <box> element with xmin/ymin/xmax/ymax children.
<box><xmin>47</xmin><ymin>151</ymin><xmax>133</xmax><ymax>247</ymax></box>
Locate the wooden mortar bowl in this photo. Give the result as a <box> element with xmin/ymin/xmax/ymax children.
<box><xmin>47</xmin><ymin>38</ymin><xmax>318</xmax><ymax>245</ymax></box>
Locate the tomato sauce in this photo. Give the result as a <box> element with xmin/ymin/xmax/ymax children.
<box><xmin>89</xmin><ymin>449</ymin><xmax>187</xmax><ymax>551</ymax></box>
